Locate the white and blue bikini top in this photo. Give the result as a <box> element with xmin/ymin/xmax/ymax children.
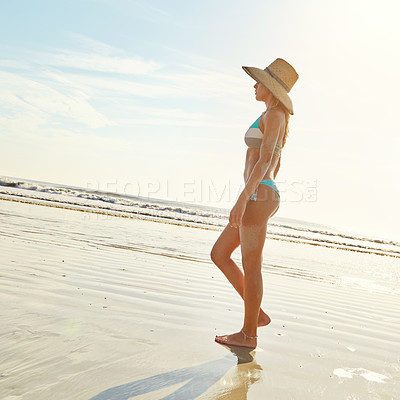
<box><xmin>244</xmin><ymin>114</ymin><xmax>264</xmax><ymax>148</ymax></box>
<box><xmin>244</xmin><ymin>112</ymin><xmax>283</xmax><ymax>156</ymax></box>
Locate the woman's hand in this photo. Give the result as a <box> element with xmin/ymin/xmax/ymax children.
<box><xmin>229</xmin><ymin>198</ymin><xmax>247</xmax><ymax>229</ymax></box>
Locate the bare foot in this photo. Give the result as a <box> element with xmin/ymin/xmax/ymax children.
<box><xmin>258</xmin><ymin>309</ymin><xmax>271</xmax><ymax>327</ymax></box>
<box><xmin>215</xmin><ymin>330</ymin><xmax>257</xmax><ymax>349</ymax></box>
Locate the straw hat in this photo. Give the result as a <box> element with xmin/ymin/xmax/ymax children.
<box><xmin>242</xmin><ymin>58</ymin><xmax>299</xmax><ymax>115</ymax></box>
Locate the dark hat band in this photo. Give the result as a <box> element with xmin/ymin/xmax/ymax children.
<box><xmin>265</xmin><ymin>67</ymin><xmax>290</xmax><ymax>92</ymax></box>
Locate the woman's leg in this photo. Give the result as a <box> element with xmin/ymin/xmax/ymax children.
<box><xmin>210</xmin><ymin>224</ymin><xmax>242</xmax><ymax>295</ymax></box>
<box><xmin>210</xmin><ymin>224</ymin><xmax>271</xmax><ymax>326</ymax></box>
<box><xmin>215</xmin><ymin>189</ymin><xmax>279</xmax><ymax>348</ymax></box>
<box><xmin>240</xmin><ymin>220</ymin><xmax>268</xmax><ymax>339</ymax></box>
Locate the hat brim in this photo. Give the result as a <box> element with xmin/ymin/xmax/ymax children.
<box><xmin>242</xmin><ymin>66</ymin><xmax>294</xmax><ymax>115</ymax></box>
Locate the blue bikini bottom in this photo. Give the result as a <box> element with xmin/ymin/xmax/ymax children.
<box><xmin>249</xmin><ymin>179</ymin><xmax>280</xmax><ymax>201</ymax></box>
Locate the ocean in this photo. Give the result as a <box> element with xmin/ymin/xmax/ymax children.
<box><xmin>0</xmin><ymin>175</ymin><xmax>398</xmax><ymax>260</ymax></box>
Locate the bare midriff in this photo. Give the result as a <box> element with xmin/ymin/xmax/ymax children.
<box><xmin>243</xmin><ymin>145</ymin><xmax>281</xmax><ymax>184</ymax></box>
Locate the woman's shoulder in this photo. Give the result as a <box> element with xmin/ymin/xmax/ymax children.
<box><xmin>260</xmin><ymin>106</ymin><xmax>286</xmax><ymax>128</ymax></box>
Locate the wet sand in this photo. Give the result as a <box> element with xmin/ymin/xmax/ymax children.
<box><xmin>0</xmin><ymin>200</ymin><xmax>398</xmax><ymax>399</ymax></box>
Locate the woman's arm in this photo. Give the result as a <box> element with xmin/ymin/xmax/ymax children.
<box><xmin>243</xmin><ymin>154</ymin><xmax>249</xmax><ymax>183</ymax></box>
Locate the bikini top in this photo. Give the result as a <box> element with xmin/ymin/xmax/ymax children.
<box><xmin>244</xmin><ymin>112</ymin><xmax>283</xmax><ymax>157</ymax></box>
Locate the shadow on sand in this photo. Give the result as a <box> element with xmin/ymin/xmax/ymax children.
<box><xmin>89</xmin><ymin>345</ymin><xmax>263</xmax><ymax>400</ymax></box>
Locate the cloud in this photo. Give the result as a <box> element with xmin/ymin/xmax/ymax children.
<box><xmin>56</xmin><ymin>72</ymin><xmax>184</xmax><ymax>98</ymax></box>
<box><xmin>46</xmin><ymin>50</ymin><xmax>161</xmax><ymax>75</ymax></box>
<box><xmin>0</xmin><ymin>35</ymin><xmax>252</xmax><ymax>136</ymax></box>
<box><xmin>68</xmin><ymin>33</ymin><xmax>124</xmax><ymax>56</ymax></box>
<box><xmin>114</xmin><ymin>105</ymin><xmax>241</xmax><ymax>128</ymax></box>
<box><xmin>51</xmin><ymin>33</ymin><xmax>162</xmax><ymax>74</ymax></box>
<box><xmin>0</xmin><ymin>70</ymin><xmax>109</xmax><ymax>132</ymax></box>
<box><xmin>55</xmin><ymin>65</ymin><xmax>249</xmax><ymax>103</ymax></box>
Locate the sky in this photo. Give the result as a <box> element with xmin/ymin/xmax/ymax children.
<box><xmin>0</xmin><ymin>0</ymin><xmax>399</xmax><ymax>240</ymax></box>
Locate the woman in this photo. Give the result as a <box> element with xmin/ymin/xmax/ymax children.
<box><xmin>211</xmin><ymin>58</ymin><xmax>299</xmax><ymax>349</ymax></box>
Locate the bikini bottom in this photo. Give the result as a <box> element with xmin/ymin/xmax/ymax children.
<box><xmin>249</xmin><ymin>179</ymin><xmax>280</xmax><ymax>201</ymax></box>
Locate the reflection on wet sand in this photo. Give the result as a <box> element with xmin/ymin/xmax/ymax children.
<box><xmin>214</xmin><ymin>344</ymin><xmax>263</xmax><ymax>400</ymax></box>
<box><xmin>89</xmin><ymin>346</ymin><xmax>263</xmax><ymax>400</ymax></box>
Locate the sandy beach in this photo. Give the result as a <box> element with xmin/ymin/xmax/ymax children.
<box><xmin>1</xmin><ymin>199</ymin><xmax>399</xmax><ymax>399</ymax></box>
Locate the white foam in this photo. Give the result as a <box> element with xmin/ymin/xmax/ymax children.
<box><xmin>333</xmin><ymin>368</ymin><xmax>389</xmax><ymax>383</ymax></box>
<box><xmin>334</xmin><ymin>368</ymin><xmax>354</xmax><ymax>378</ymax></box>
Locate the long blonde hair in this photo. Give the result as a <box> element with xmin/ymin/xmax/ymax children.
<box><xmin>271</xmin><ymin>97</ymin><xmax>290</xmax><ymax>149</ymax></box>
